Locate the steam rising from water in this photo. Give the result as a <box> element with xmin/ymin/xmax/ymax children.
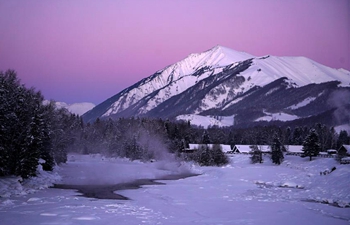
<box><xmin>137</xmin><ymin>131</ymin><xmax>195</xmax><ymax>176</ymax></box>
<box><xmin>58</xmin><ymin>123</ymin><xmax>196</xmax><ymax>186</ymax></box>
<box><xmin>59</xmin><ymin>153</ymin><xmax>195</xmax><ymax>186</ymax></box>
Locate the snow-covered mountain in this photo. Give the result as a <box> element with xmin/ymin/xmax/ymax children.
<box><xmin>83</xmin><ymin>46</ymin><xmax>350</xmax><ymax>127</ymax></box>
<box><xmin>47</xmin><ymin>101</ymin><xmax>95</xmax><ymax>116</ymax></box>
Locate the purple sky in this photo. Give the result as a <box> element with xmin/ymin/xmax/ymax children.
<box><xmin>0</xmin><ymin>0</ymin><xmax>349</xmax><ymax>104</ymax></box>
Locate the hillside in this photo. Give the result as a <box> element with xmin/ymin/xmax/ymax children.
<box><xmin>83</xmin><ymin>46</ymin><xmax>350</xmax><ymax>128</ymax></box>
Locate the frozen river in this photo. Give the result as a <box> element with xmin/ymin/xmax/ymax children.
<box><xmin>1</xmin><ymin>154</ymin><xmax>349</xmax><ymax>224</ymax></box>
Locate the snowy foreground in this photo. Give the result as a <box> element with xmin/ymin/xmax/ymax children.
<box><xmin>1</xmin><ymin>154</ymin><xmax>350</xmax><ymax>225</ymax></box>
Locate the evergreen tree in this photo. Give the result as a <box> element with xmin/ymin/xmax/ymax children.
<box><xmin>314</xmin><ymin>123</ymin><xmax>329</xmax><ymax>152</ymax></box>
<box><xmin>337</xmin><ymin>130</ymin><xmax>349</xmax><ymax>149</ymax></box>
<box><xmin>284</xmin><ymin>126</ymin><xmax>292</xmax><ymax>145</ymax></box>
<box><xmin>0</xmin><ymin>70</ymin><xmax>56</xmax><ymax>178</ymax></box>
<box><xmin>198</xmin><ymin>144</ymin><xmax>212</xmax><ymax>166</ymax></box>
<box><xmin>292</xmin><ymin>127</ymin><xmax>303</xmax><ymax>145</ymax></box>
<box><xmin>270</xmin><ymin>134</ymin><xmax>284</xmax><ymax>165</ymax></box>
<box><xmin>187</xmin><ymin>144</ymin><xmax>229</xmax><ymax>167</ymax></box>
<box><xmin>250</xmin><ymin>145</ymin><xmax>263</xmax><ymax>163</ymax></box>
<box><xmin>49</xmin><ymin>108</ymin><xmax>72</xmax><ymax>164</ymax></box>
<box><xmin>201</xmin><ymin>130</ymin><xmax>211</xmax><ymax>144</ymax></box>
<box><xmin>211</xmin><ymin>144</ymin><xmax>229</xmax><ymax>166</ymax></box>
<box><xmin>125</xmin><ymin>134</ymin><xmax>143</xmax><ymax>160</ymax></box>
<box><xmin>228</xmin><ymin>130</ymin><xmax>235</xmax><ymax>149</ymax></box>
<box><xmin>302</xmin><ymin>129</ymin><xmax>320</xmax><ymax>161</ymax></box>
<box><xmin>328</xmin><ymin>127</ymin><xmax>337</xmax><ymax>149</ymax></box>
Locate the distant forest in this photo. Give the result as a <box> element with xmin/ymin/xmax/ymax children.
<box><xmin>1</xmin><ymin>70</ymin><xmax>350</xmax><ymax>178</ymax></box>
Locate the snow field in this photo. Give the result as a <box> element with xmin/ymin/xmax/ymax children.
<box><xmin>176</xmin><ymin>114</ymin><xmax>235</xmax><ymax>128</ymax></box>
<box><xmin>119</xmin><ymin>155</ymin><xmax>350</xmax><ymax>224</ymax></box>
<box><xmin>255</xmin><ymin>111</ymin><xmax>299</xmax><ymax>122</ymax></box>
<box><xmin>0</xmin><ymin>164</ymin><xmax>61</xmax><ymax>199</ymax></box>
<box><xmin>0</xmin><ymin>154</ymin><xmax>349</xmax><ymax>224</ymax></box>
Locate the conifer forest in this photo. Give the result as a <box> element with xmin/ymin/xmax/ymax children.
<box><xmin>1</xmin><ymin>70</ymin><xmax>349</xmax><ymax>178</ymax></box>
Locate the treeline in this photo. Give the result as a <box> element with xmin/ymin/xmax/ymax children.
<box><xmin>0</xmin><ymin>70</ymin><xmax>81</xmax><ymax>178</ymax></box>
<box><xmin>1</xmin><ymin>70</ymin><xmax>349</xmax><ymax>178</ymax></box>
<box><xmin>68</xmin><ymin>117</ymin><xmax>230</xmax><ymax>166</ymax></box>
<box><xmin>204</xmin><ymin>124</ymin><xmax>349</xmax><ymax>151</ymax></box>
<box><xmin>70</xmin><ymin>117</ymin><xmax>349</xmax><ymax>162</ymax></box>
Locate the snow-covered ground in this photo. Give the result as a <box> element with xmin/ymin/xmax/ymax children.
<box><xmin>1</xmin><ymin>154</ymin><xmax>349</xmax><ymax>224</ymax></box>
<box><xmin>255</xmin><ymin>111</ymin><xmax>299</xmax><ymax>122</ymax></box>
<box><xmin>176</xmin><ymin>114</ymin><xmax>235</xmax><ymax>128</ymax></box>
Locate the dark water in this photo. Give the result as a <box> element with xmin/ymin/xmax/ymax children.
<box><xmin>52</xmin><ymin>173</ymin><xmax>200</xmax><ymax>200</ymax></box>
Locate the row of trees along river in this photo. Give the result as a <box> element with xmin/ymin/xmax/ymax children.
<box><xmin>1</xmin><ymin>70</ymin><xmax>349</xmax><ymax>178</ymax></box>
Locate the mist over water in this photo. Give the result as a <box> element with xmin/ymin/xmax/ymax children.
<box><xmin>55</xmin><ymin>120</ymin><xmax>198</xmax><ymax>190</ymax></box>
<box><xmin>54</xmin><ymin>152</ymin><xmax>197</xmax><ymax>200</ymax></box>
<box><xmin>59</xmin><ymin>152</ymin><xmax>194</xmax><ymax>187</ymax></box>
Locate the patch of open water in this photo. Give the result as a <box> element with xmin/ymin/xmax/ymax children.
<box><xmin>52</xmin><ymin>173</ymin><xmax>200</xmax><ymax>200</ymax></box>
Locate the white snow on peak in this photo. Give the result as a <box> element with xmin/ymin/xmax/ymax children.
<box><xmin>160</xmin><ymin>45</ymin><xmax>254</xmax><ymax>73</ymax></box>
<box><xmin>338</xmin><ymin>68</ymin><xmax>350</xmax><ymax>75</ymax></box>
<box><xmin>183</xmin><ymin>54</ymin><xmax>350</xmax><ymax>115</ymax></box>
<box><xmin>103</xmin><ymin>46</ymin><xmax>350</xmax><ymax>118</ymax></box>
<box><xmin>154</xmin><ymin>45</ymin><xmax>254</xmax><ymax>86</ymax></box>
<box><xmin>237</xmin><ymin>56</ymin><xmax>350</xmax><ymax>92</ymax></box>
<box><xmin>103</xmin><ymin>46</ymin><xmax>254</xmax><ymax>117</ymax></box>
<box><xmin>198</xmin><ymin>45</ymin><xmax>255</xmax><ymax>68</ymax></box>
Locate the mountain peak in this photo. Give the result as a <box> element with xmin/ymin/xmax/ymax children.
<box><xmin>202</xmin><ymin>45</ymin><xmax>255</xmax><ymax>66</ymax></box>
<box><xmin>208</xmin><ymin>45</ymin><xmax>240</xmax><ymax>53</ymax></box>
<box><xmin>155</xmin><ymin>45</ymin><xmax>254</xmax><ymax>86</ymax></box>
<box><xmin>83</xmin><ymin>46</ymin><xmax>350</xmax><ymax>125</ymax></box>
<box><xmin>181</xmin><ymin>45</ymin><xmax>254</xmax><ymax>69</ymax></box>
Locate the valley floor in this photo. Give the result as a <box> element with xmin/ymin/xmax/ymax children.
<box><xmin>0</xmin><ymin>154</ymin><xmax>350</xmax><ymax>225</ymax></box>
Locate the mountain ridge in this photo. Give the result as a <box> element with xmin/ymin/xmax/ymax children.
<box><xmin>83</xmin><ymin>46</ymin><xmax>350</xmax><ymax>127</ymax></box>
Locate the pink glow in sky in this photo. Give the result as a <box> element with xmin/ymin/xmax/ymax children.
<box><xmin>0</xmin><ymin>0</ymin><xmax>349</xmax><ymax>104</ymax></box>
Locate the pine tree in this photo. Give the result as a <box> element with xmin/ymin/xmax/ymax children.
<box><xmin>284</xmin><ymin>127</ymin><xmax>292</xmax><ymax>145</ymax></box>
<box><xmin>250</xmin><ymin>145</ymin><xmax>263</xmax><ymax>163</ymax></box>
<box><xmin>302</xmin><ymin>129</ymin><xmax>320</xmax><ymax>161</ymax></box>
<box><xmin>0</xmin><ymin>70</ymin><xmax>55</xmax><ymax>178</ymax></box>
<box><xmin>329</xmin><ymin>127</ymin><xmax>337</xmax><ymax>149</ymax></box>
<box><xmin>2</xmin><ymin>71</ymin><xmax>82</xmax><ymax>177</ymax></box>
<box><xmin>211</xmin><ymin>144</ymin><xmax>229</xmax><ymax>166</ymax></box>
<box><xmin>40</xmin><ymin>103</ymin><xmax>56</xmax><ymax>171</ymax></box>
<box><xmin>201</xmin><ymin>130</ymin><xmax>211</xmax><ymax>144</ymax></box>
<box><xmin>270</xmin><ymin>134</ymin><xmax>284</xmax><ymax>165</ymax></box>
<box><xmin>337</xmin><ymin>130</ymin><xmax>349</xmax><ymax>149</ymax></box>
<box><xmin>125</xmin><ymin>134</ymin><xmax>143</xmax><ymax>160</ymax></box>
<box><xmin>292</xmin><ymin>127</ymin><xmax>303</xmax><ymax>145</ymax></box>
<box><xmin>198</xmin><ymin>144</ymin><xmax>212</xmax><ymax>166</ymax></box>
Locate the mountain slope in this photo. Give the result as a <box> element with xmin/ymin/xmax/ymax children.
<box><xmin>83</xmin><ymin>46</ymin><xmax>350</xmax><ymax>127</ymax></box>
<box><xmin>83</xmin><ymin>46</ymin><xmax>254</xmax><ymax>122</ymax></box>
